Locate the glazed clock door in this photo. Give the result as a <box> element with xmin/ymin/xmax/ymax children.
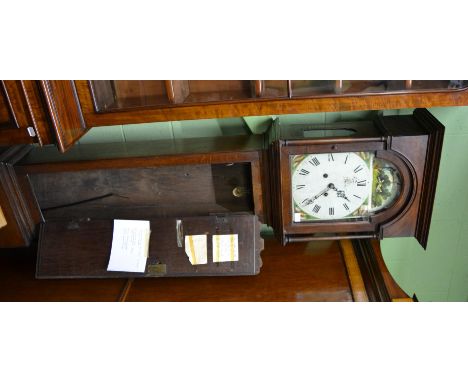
<box><xmin>290</xmin><ymin>151</ymin><xmax>402</xmax><ymax>223</ymax></box>
<box><xmin>291</xmin><ymin>152</ymin><xmax>372</xmax><ymax>221</ymax></box>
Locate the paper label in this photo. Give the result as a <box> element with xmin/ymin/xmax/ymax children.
<box><xmin>185</xmin><ymin>235</ymin><xmax>208</xmax><ymax>265</ymax></box>
<box><xmin>0</xmin><ymin>206</ymin><xmax>6</xmax><ymax>229</ymax></box>
<box><xmin>213</xmin><ymin>234</ymin><xmax>239</xmax><ymax>263</ymax></box>
<box><xmin>107</xmin><ymin>220</ymin><xmax>150</xmax><ymax>273</ymax></box>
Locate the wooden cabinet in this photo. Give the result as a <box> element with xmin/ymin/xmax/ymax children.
<box><xmin>74</xmin><ymin>80</ymin><xmax>468</xmax><ymax>128</ymax></box>
<box><xmin>1</xmin><ymin>80</ymin><xmax>468</xmax><ymax>152</ymax></box>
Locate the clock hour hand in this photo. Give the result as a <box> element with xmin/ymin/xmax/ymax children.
<box><xmin>329</xmin><ymin>184</ymin><xmax>351</xmax><ymax>201</ymax></box>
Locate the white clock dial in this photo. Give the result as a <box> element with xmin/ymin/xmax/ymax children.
<box><xmin>291</xmin><ymin>152</ymin><xmax>372</xmax><ymax>220</ymax></box>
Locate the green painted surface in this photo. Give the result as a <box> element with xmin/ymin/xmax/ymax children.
<box><xmin>78</xmin><ymin>106</ymin><xmax>468</xmax><ymax>301</ymax></box>
<box><xmin>382</xmin><ymin>107</ymin><xmax>468</xmax><ymax>302</ymax></box>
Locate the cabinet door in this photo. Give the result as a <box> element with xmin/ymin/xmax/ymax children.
<box><xmin>0</xmin><ymin>81</ymin><xmax>52</xmax><ymax>146</ymax></box>
<box><xmin>39</xmin><ymin>81</ymin><xmax>90</xmax><ymax>152</ymax></box>
<box><xmin>74</xmin><ymin>80</ymin><xmax>266</xmax><ymax>127</ymax></box>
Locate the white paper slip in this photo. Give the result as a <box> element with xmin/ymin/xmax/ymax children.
<box><xmin>212</xmin><ymin>234</ymin><xmax>239</xmax><ymax>263</ymax></box>
<box><xmin>185</xmin><ymin>235</ymin><xmax>207</xmax><ymax>265</ymax></box>
<box><xmin>107</xmin><ymin>219</ymin><xmax>151</xmax><ymax>273</ymax></box>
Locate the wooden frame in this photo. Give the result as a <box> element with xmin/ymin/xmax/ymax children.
<box><xmin>265</xmin><ymin>109</ymin><xmax>444</xmax><ymax>247</ymax></box>
<box><xmin>277</xmin><ymin>142</ymin><xmax>414</xmax><ymax>237</ymax></box>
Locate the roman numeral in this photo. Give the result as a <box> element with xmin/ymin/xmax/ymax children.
<box><xmin>353</xmin><ymin>194</ymin><xmax>361</xmax><ymax>199</ymax></box>
<box><xmin>328</xmin><ymin>154</ymin><xmax>334</xmax><ymax>162</ymax></box>
<box><xmin>343</xmin><ymin>203</ymin><xmax>349</xmax><ymax>211</ymax></box>
<box><xmin>344</xmin><ymin>155</ymin><xmax>348</xmax><ymax>164</ymax></box>
<box><xmin>329</xmin><ymin>207</ymin><xmax>334</xmax><ymax>216</ymax></box>
<box><xmin>357</xmin><ymin>180</ymin><xmax>367</xmax><ymax>186</ymax></box>
<box><xmin>296</xmin><ymin>184</ymin><xmax>305</xmax><ymax>190</ymax></box>
<box><xmin>299</xmin><ymin>169</ymin><xmax>310</xmax><ymax>175</ymax></box>
<box><xmin>354</xmin><ymin>165</ymin><xmax>363</xmax><ymax>173</ymax></box>
<box><xmin>312</xmin><ymin>204</ymin><xmax>321</xmax><ymax>213</ymax></box>
<box><xmin>309</xmin><ymin>157</ymin><xmax>320</xmax><ymax>166</ymax></box>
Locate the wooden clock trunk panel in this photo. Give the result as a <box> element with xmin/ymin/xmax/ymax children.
<box><xmin>28</xmin><ymin>163</ymin><xmax>255</xmax><ymax>221</ymax></box>
<box><xmin>36</xmin><ymin>215</ymin><xmax>263</xmax><ymax>279</ymax></box>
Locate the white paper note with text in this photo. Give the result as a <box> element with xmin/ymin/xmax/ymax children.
<box><xmin>107</xmin><ymin>220</ymin><xmax>150</xmax><ymax>273</ymax></box>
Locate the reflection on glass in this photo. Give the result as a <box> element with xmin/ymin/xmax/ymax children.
<box><xmin>181</xmin><ymin>80</ymin><xmax>254</xmax><ymax>103</ymax></box>
<box><xmin>91</xmin><ymin>80</ymin><xmax>169</xmax><ymax>112</ymax></box>
<box><xmin>290</xmin><ymin>80</ymin><xmax>468</xmax><ymax>98</ymax></box>
<box><xmin>303</xmin><ymin>128</ymin><xmax>356</xmax><ymax>138</ymax></box>
<box><xmin>91</xmin><ymin>80</ymin><xmax>258</xmax><ymax>111</ymax></box>
<box><xmin>90</xmin><ymin>80</ymin><xmax>468</xmax><ymax>112</ymax></box>
<box><xmin>262</xmin><ymin>80</ymin><xmax>289</xmax><ymax>98</ymax></box>
<box><xmin>0</xmin><ymin>88</ymin><xmax>11</xmax><ymax>127</ymax></box>
<box><xmin>291</xmin><ymin>80</ymin><xmax>336</xmax><ymax>96</ymax></box>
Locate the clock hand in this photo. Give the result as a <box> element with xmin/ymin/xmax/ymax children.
<box><xmin>329</xmin><ymin>184</ymin><xmax>351</xmax><ymax>201</ymax></box>
<box><xmin>303</xmin><ymin>184</ymin><xmax>333</xmax><ymax>205</ymax></box>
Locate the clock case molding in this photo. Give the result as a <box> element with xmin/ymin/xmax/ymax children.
<box><xmin>264</xmin><ymin>108</ymin><xmax>444</xmax><ymax>248</ymax></box>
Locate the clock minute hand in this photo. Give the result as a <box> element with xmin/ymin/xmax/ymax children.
<box><xmin>304</xmin><ymin>184</ymin><xmax>333</xmax><ymax>206</ymax></box>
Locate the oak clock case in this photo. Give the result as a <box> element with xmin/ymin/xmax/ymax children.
<box><xmin>265</xmin><ymin>108</ymin><xmax>444</xmax><ymax>248</ymax></box>
<box><xmin>3</xmin><ymin>136</ymin><xmax>265</xmax><ymax>278</ymax></box>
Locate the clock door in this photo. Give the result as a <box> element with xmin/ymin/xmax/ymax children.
<box><xmin>290</xmin><ymin>152</ymin><xmax>402</xmax><ymax>223</ymax></box>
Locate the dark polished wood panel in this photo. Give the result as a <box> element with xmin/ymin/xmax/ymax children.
<box><xmin>29</xmin><ymin>164</ymin><xmax>254</xmax><ymax>219</ymax></box>
<box><xmin>40</xmin><ymin>80</ymin><xmax>89</xmax><ymax>152</ymax></box>
<box><xmin>36</xmin><ymin>215</ymin><xmax>262</xmax><ymax>278</ymax></box>
<box><xmin>126</xmin><ymin>238</ymin><xmax>353</xmax><ymax>302</ymax></box>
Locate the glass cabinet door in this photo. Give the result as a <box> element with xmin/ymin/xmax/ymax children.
<box><xmin>89</xmin><ymin>80</ymin><xmax>263</xmax><ymax>112</ymax></box>
<box><xmin>289</xmin><ymin>80</ymin><xmax>468</xmax><ymax>97</ymax></box>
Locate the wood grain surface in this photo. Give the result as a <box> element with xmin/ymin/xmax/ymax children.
<box><xmin>125</xmin><ymin>238</ymin><xmax>353</xmax><ymax>302</ymax></box>
<box><xmin>0</xmin><ymin>238</ymin><xmax>353</xmax><ymax>301</ymax></box>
